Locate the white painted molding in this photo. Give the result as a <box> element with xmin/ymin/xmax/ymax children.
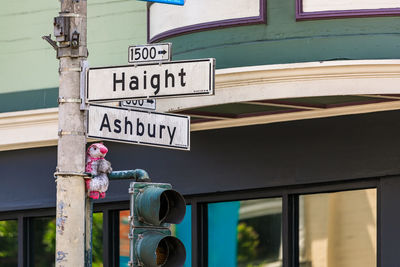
<box><xmin>149</xmin><ymin>0</ymin><xmax>261</xmax><ymax>40</ymax></box>
<box><xmin>303</xmin><ymin>0</ymin><xmax>400</xmax><ymax>12</ymax></box>
<box><xmin>157</xmin><ymin>60</ymin><xmax>400</xmax><ymax>112</ymax></box>
<box><xmin>0</xmin><ymin>108</ymin><xmax>59</xmax><ymax>151</ymax></box>
<box><xmin>2</xmin><ymin>60</ymin><xmax>400</xmax><ymax>151</ymax></box>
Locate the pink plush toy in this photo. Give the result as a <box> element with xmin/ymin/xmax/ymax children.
<box><xmin>86</xmin><ymin>143</ymin><xmax>112</xmax><ymax>199</ymax></box>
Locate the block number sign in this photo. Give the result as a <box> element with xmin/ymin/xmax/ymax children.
<box><xmin>128</xmin><ymin>43</ymin><xmax>171</xmax><ymax>63</ymax></box>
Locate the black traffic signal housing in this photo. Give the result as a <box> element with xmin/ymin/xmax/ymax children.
<box><xmin>129</xmin><ymin>182</ymin><xmax>186</xmax><ymax>267</ymax></box>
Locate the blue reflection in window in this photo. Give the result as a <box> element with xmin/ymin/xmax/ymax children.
<box><xmin>208</xmin><ymin>201</ymin><xmax>241</xmax><ymax>267</ymax></box>
<box><xmin>208</xmin><ymin>199</ymin><xmax>283</xmax><ymax>267</ymax></box>
<box><xmin>176</xmin><ymin>205</ymin><xmax>192</xmax><ymax>267</ymax></box>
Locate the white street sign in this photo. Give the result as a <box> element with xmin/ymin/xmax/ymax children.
<box><xmin>87</xmin><ymin>104</ymin><xmax>190</xmax><ymax>150</ymax></box>
<box><xmin>128</xmin><ymin>43</ymin><xmax>171</xmax><ymax>63</ymax></box>
<box><xmin>87</xmin><ymin>58</ymin><xmax>215</xmax><ymax>102</ymax></box>
<box><xmin>121</xmin><ymin>99</ymin><xmax>156</xmax><ymax>110</ymax></box>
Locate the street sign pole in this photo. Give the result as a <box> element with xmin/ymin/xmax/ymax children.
<box><xmin>50</xmin><ymin>1</ymin><xmax>88</xmax><ymax>266</ymax></box>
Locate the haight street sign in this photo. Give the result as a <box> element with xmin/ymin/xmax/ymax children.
<box><xmin>87</xmin><ymin>104</ymin><xmax>190</xmax><ymax>150</ymax></box>
<box><xmin>87</xmin><ymin>58</ymin><xmax>215</xmax><ymax>103</ymax></box>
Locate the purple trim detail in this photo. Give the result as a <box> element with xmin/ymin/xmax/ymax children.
<box><xmin>147</xmin><ymin>0</ymin><xmax>266</xmax><ymax>43</ymax></box>
<box><xmin>296</xmin><ymin>0</ymin><xmax>400</xmax><ymax>20</ymax></box>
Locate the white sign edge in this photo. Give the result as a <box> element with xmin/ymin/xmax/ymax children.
<box><xmin>87</xmin><ymin>104</ymin><xmax>191</xmax><ymax>151</ymax></box>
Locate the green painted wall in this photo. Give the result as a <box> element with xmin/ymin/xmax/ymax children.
<box><xmin>0</xmin><ymin>0</ymin><xmax>147</xmax><ymax>96</ymax></box>
<box><xmin>167</xmin><ymin>0</ymin><xmax>400</xmax><ymax>68</ymax></box>
<box><xmin>2</xmin><ymin>0</ymin><xmax>400</xmax><ymax>112</ymax></box>
<box><xmin>87</xmin><ymin>0</ymin><xmax>147</xmax><ymax>67</ymax></box>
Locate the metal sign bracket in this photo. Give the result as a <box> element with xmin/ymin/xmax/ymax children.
<box><xmin>80</xmin><ymin>60</ymin><xmax>89</xmax><ymax>110</ymax></box>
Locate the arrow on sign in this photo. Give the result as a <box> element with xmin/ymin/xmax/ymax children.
<box><xmin>158</xmin><ymin>50</ymin><xmax>167</xmax><ymax>55</ymax></box>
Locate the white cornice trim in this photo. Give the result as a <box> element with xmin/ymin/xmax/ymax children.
<box><xmin>2</xmin><ymin>60</ymin><xmax>400</xmax><ymax>151</ymax></box>
<box><xmin>0</xmin><ymin>108</ymin><xmax>59</xmax><ymax>151</ymax></box>
<box><xmin>157</xmin><ymin>59</ymin><xmax>400</xmax><ymax>112</ymax></box>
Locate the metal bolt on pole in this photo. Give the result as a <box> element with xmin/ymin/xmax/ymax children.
<box><xmin>50</xmin><ymin>0</ymin><xmax>88</xmax><ymax>266</ymax></box>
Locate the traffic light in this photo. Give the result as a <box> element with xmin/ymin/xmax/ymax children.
<box><xmin>129</xmin><ymin>182</ymin><xmax>186</xmax><ymax>267</ymax></box>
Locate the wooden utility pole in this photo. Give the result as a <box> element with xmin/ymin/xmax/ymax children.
<box><xmin>51</xmin><ymin>0</ymin><xmax>88</xmax><ymax>266</ymax></box>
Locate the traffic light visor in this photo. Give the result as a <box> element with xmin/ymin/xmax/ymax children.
<box><xmin>137</xmin><ymin>187</ymin><xmax>186</xmax><ymax>225</ymax></box>
<box><xmin>137</xmin><ymin>231</ymin><xmax>186</xmax><ymax>267</ymax></box>
<box><xmin>161</xmin><ymin>189</ymin><xmax>186</xmax><ymax>224</ymax></box>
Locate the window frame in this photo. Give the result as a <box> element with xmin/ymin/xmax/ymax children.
<box><xmin>147</xmin><ymin>0</ymin><xmax>267</xmax><ymax>43</ymax></box>
<box><xmin>0</xmin><ymin>178</ymin><xmax>381</xmax><ymax>267</ymax></box>
<box><xmin>186</xmin><ymin>178</ymin><xmax>379</xmax><ymax>267</ymax></box>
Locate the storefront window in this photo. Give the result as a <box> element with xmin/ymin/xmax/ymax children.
<box><xmin>119</xmin><ymin>205</ymin><xmax>192</xmax><ymax>267</ymax></box>
<box><xmin>0</xmin><ymin>220</ymin><xmax>18</xmax><ymax>267</ymax></box>
<box><xmin>208</xmin><ymin>198</ymin><xmax>282</xmax><ymax>267</ymax></box>
<box><xmin>92</xmin><ymin>212</ymin><xmax>104</xmax><ymax>267</ymax></box>
<box><xmin>28</xmin><ymin>213</ymin><xmax>102</xmax><ymax>267</ymax></box>
<box><xmin>31</xmin><ymin>217</ymin><xmax>56</xmax><ymax>266</ymax></box>
<box><xmin>299</xmin><ymin>189</ymin><xmax>377</xmax><ymax>267</ymax></box>
<box><xmin>171</xmin><ymin>205</ymin><xmax>192</xmax><ymax>267</ymax></box>
<box><xmin>120</xmin><ymin>210</ymin><xmax>130</xmax><ymax>267</ymax></box>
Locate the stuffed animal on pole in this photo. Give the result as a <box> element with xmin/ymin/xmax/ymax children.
<box><xmin>85</xmin><ymin>143</ymin><xmax>112</xmax><ymax>199</ymax></box>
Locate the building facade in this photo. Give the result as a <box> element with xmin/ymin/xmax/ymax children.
<box><xmin>1</xmin><ymin>0</ymin><xmax>400</xmax><ymax>266</ymax></box>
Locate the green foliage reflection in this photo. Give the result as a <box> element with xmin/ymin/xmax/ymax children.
<box><xmin>0</xmin><ymin>220</ymin><xmax>18</xmax><ymax>266</ymax></box>
<box><xmin>0</xmin><ymin>213</ymin><xmax>104</xmax><ymax>267</ymax></box>
<box><xmin>92</xmin><ymin>212</ymin><xmax>104</xmax><ymax>267</ymax></box>
<box><xmin>38</xmin><ymin>213</ymin><xmax>103</xmax><ymax>267</ymax></box>
<box><xmin>43</xmin><ymin>219</ymin><xmax>56</xmax><ymax>254</ymax></box>
<box><xmin>237</xmin><ymin>222</ymin><xmax>259</xmax><ymax>264</ymax></box>
<box><xmin>33</xmin><ymin>218</ymin><xmax>55</xmax><ymax>266</ymax></box>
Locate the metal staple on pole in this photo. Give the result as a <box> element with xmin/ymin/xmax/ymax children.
<box><xmin>59</xmin><ymin>67</ymin><xmax>82</xmax><ymax>73</ymax></box>
<box><xmin>59</xmin><ymin>13</ymin><xmax>86</xmax><ymax>18</ymax></box>
<box><xmin>58</xmin><ymin>130</ymin><xmax>86</xmax><ymax>137</ymax></box>
<box><xmin>58</xmin><ymin>97</ymin><xmax>82</xmax><ymax>104</ymax></box>
<box><xmin>54</xmin><ymin>171</ymin><xmax>89</xmax><ymax>178</ymax></box>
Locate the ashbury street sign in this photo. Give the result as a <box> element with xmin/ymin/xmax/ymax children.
<box><xmin>87</xmin><ymin>104</ymin><xmax>190</xmax><ymax>150</ymax></box>
<box><xmin>87</xmin><ymin>58</ymin><xmax>215</xmax><ymax>102</ymax></box>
